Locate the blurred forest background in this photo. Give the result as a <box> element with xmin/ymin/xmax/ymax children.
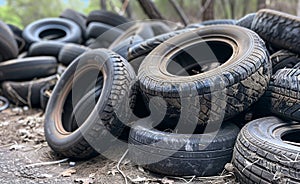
<box><xmin>0</xmin><ymin>0</ymin><xmax>299</xmax><ymax>28</ymax></box>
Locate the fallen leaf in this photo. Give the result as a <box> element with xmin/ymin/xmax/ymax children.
<box><xmin>61</xmin><ymin>168</ymin><xmax>76</xmax><ymax>177</ymax></box>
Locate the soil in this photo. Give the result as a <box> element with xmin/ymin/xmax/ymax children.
<box><xmin>0</xmin><ymin>107</ymin><xmax>236</xmax><ymax>184</ymax></box>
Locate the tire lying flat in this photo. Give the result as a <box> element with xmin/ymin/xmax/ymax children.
<box><xmin>233</xmin><ymin>117</ymin><xmax>300</xmax><ymax>184</ymax></box>
<box><xmin>44</xmin><ymin>49</ymin><xmax>136</xmax><ymax>159</ymax></box>
<box><xmin>138</xmin><ymin>25</ymin><xmax>271</xmax><ymax>125</ymax></box>
<box><xmin>129</xmin><ymin>118</ymin><xmax>239</xmax><ymax>176</ymax></box>
<box><xmin>271</xmin><ymin>50</ymin><xmax>300</xmax><ymax>74</ymax></box>
<box><xmin>0</xmin><ymin>21</ymin><xmax>19</xmax><ymax>62</ymax></box>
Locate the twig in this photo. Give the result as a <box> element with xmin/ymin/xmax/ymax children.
<box><xmin>120</xmin><ymin>0</ymin><xmax>130</xmax><ymax>16</ymax></box>
<box><xmin>168</xmin><ymin>0</ymin><xmax>189</xmax><ymax>26</ymax></box>
<box><xmin>117</xmin><ymin>149</ymin><xmax>129</xmax><ymax>184</ymax></box>
<box><xmin>242</xmin><ymin>159</ymin><xmax>260</xmax><ymax>172</ymax></box>
<box><xmin>26</xmin><ymin>158</ymin><xmax>69</xmax><ymax>168</ymax></box>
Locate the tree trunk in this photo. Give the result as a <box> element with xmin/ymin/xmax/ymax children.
<box><xmin>100</xmin><ymin>0</ymin><xmax>107</xmax><ymax>10</ymax></box>
<box><xmin>121</xmin><ymin>0</ymin><xmax>132</xmax><ymax>18</ymax></box>
<box><xmin>169</xmin><ymin>0</ymin><xmax>189</xmax><ymax>25</ymax></box>
<box><xmin>257</xmin><ymin>0</ymin><xmax>266</xmax><ymax>10</ymax></box>
<box><xmin>202</xmin><ymin>0</ymin><xmax>214</xmax><ymax>21</ymax></box>
<box><xmin>297</xmin><ymin>0</ymin><xmax>300</xmax><ymax>16</ymax></box>
<box><xmin>137</xmin><ymin>0</ymin><xmax>164</xmax><ymax>19</ymax></box>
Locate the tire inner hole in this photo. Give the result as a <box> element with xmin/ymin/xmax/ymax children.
<box><xmin>62</xmin><ymin>69</ymin><xmax>103</xmax><ymax>132</ymax></box>
<box><xmin>39</xmin><ymin>29</ymin><xmax>67</xmax><ymax>40</ymax></box>
<box><xmin>167</xmin><ymin>40</ymin><xmax>233</xmax><ymax>76</ymax></box>
<box><xmin>281</xmin><ymin>130</ymin><xmax>300</xmax><ymax>146</ymax></box>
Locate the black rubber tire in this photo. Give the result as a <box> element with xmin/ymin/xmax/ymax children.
<box><xmin>109</xmin><ymin>21</ymin><xmax>171</xmax><ymax>49</ymax></box>
<box><xmin>23</xmin><ymin>18</ymin><xmax>82</xmax><ymax>45</ymax></box>
<box><xmin>0</xmin><ymin>21</ymin><xmax>18</xmax><ymax>62</ymax></box>
<box><xmin>236</xmin><ymin>13</ymin><xmax>256</xmax><ymax>29</ymax></box>
<box><xmin>40</xmin><ymin>82</ymin><xmax>55</xmax><ymax>111</ymax></box>
<box><xmin>1</xmin><ymin>75</ymin><xmax>58</xmax><ymax>108</ymax></box>
<box><xmin>138</xmin><ymin>25</ymin><xmax>271</xmax><ymax>124</ymax></box>
<box><xmin>86</xmin><ymin>10</ymin><xmax>131</xmax><ymax>30</ymax></box>
<box><xmin>86</xmin><ymin>22</ymin><xmax>124</xmax><ymax>39</ymax></box>
<box><xmin>252</xmin><ymin>9</ymin><xmax>300</xmax><ymax>54</ymax></box>
<box><xmin>233</xmin><ymin>116</ymin><xmax>300</xmax><ymax>184</ymax></box>
<box><xmin>0</xmin><ymin>56</ymin><xmax>58</xmax><ymax>81</ymax></box>
<box><xmin>44</xmin><ymin>49</ymin><xmax>136</xmax><ymax>159</ymax></box>
<box><xmin>0</xmin><ymin>96</ymin><xmax>9</xmax><ymax>112</ymax></box>
<box><xmin>128</xmin><ymin>28</ymin><xmax>193</xmax><ymax>60</ymax></box>
<box><xmin>27</xmin><ymin>41</ymin><xmax>65</xmax><ymax>58</ymax></box>
<box><xmin>59</xmin><ymin>9</ymin><xmax>87</xmax><ymax>40</ymax></box>
<box><xmin>58</xmin><ymin>43</ymin><xmax>90</xmax><ymax>66</ymax></box>
<box><xmin>271</xmin><ymin>50</ymin><xmax>300</xmax><ymax>74</ymax></box>
<box><xmin>262</xmin><ymin>68</ymin><xmax>300</xmax><ymax>122</ymax></box>
<box><xmin>111</xmin><ymin>35</ymin><xmax>144</xmax><ymax>60</ymax></box>
<box><xmin>201</xmin><ymin>19</ymin><xmax>236</xmax><ymax>26</ymax></box>
<box><xmin>129</xmin><ymin>119</ymin><xmax>240</xmax><ymax>176</ymax></box>
<box><xmin>8</xmin><ymin>24</ymin><xmax>28</xmax><ymax>53</ymax></box>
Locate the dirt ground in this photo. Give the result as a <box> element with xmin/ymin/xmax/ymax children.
<box><xmin>0</xmin><ymin>107</ymin><xmax>237</xmax><ymax>184</ymax></box>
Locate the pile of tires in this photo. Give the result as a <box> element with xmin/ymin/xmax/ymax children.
<box><xmin>0</xmin><ymin>7</ymin><xmax>300</xmax><ymax>181</ymax></box>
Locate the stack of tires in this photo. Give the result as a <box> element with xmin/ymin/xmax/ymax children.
<box><xmin>0</xmin><ymin>7</ymin><xmax>299</xmax><ymax>182</ymax></box>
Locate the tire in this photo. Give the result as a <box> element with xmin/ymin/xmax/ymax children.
<box><xmin>111</xmin><ymin>35</ymin><xmax>144</xmax><ymax>60</ymax></box>
<box><xmin>233</xmin><ymin>117</ymin><xmax>300</xmax><ymax>184</ymax></box>
<box><xmin>58</xmin><ymin>43</ymin><xmax>90</xmax><ymax>66</ymax></box>
<box><xmin>0</xmin><ymin>21</ymin><xmax>18</xmax><ymax>62</ymax></box>
<box><xmin>40</xmin><ymin>82</ymin><xmax>55</xmax><ymax>111</ymax></box>
<box><xmin>59</xmin><ymin>9</ymin><xmax>87</xmax><ymax>40</ymax></box>
<box><xmin>23</xmin><ymin>18</ymin><xmax>82</xmax><ymax>45</ymax></box>
<box><xmin>86</xmin><ymin>22</ymin><xmax>124</xmax><ymax>39</ymax></box>
<box><xmin>236</xmin><ymin>13</ymin><xmax>256</xmax><ymax>29</ymax></box>
<box><xmin>27</xmin><ymin>41</ymin><xmax>65</xmax><ymax>58</ymax></box>
<box><xmin>262</xmin><ymin>68</ymin><xmax>300</xmax><ymax>122</ymax></box>
<box><xmin>127</xmin><ymin>28</ymin><xmax>193</xmax><ymax>72</ymax></box>
<box><xmin>0</xmin><ymin>96</ymin><xmax>9</xmax><ymax>112</ymax></box>
<box><xmin>86</xmin><ymin>10</ymin><xmax>131</xmax><ymax>30</ymax></box>
<box><xmin>129</xmin><ymin>119</ymin><xmax>240</xmax><ymax>176</ymax></box>
<box><xmin>138</xmin><ymin>25</ymin><xmax>271</xmax><ymax>124</ymax></box>
<box><xmin>8</xmin><ymin>24</ymin><xmax>28</xmax><ymax>53</ymax></box>
<box><xmin>1</xmin><ymin>75</ymin><xmax>58</xmax><ymax>108</ymax></box>
<box><xmin>0</xmin><ymin>56</ymin><xmax>58</xmax><ymax>81</ymax></box>
<box><xmin>252</xmin><ymin>9</ymin><xmax>300</xmax><ymax>54</ymax></box>
<box><xmin>44</xmin><ymin>49</ymin><xmax>136</xmax><ymax>159</ymax></box>
<box><xmin>109</xmin><ymin>21</ymin><xmax>171</xmax><ymax>49</ymax></box>
<box><xmin>271</xmin><ymin>50</ymin><xmax>300</xmax><ymax>74</ymax></box>
<box><xmin>201</xmin><ymin>19</ymin><xmax>236</xmax><ymax>26</ymax></box>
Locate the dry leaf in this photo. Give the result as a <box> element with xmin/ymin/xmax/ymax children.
<box><xmin>61</xmin><ymin>168</ymin><xmax>76</xmax><ymax>177</ymax></box>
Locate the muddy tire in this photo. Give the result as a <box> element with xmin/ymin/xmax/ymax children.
<box><xmin>138</xmin><ymin>25</ymin><xmax>271</xmax><ymax>125</ymax></box>
<box><xmin>129</xmin><ymin>119</ymin><xmax>239</xmax><ymax>176</ymax></box>
<box><xmin>252</xmin><ymin>9</ymin><xmax>300</xmax><ymax>54</ymax></box>
<box><xmin>233</xmin><ymin>117</ymin><xmax>300</xmax><ymax>184</ymax></box>
<box><xmin>44</xmin><ymin>49</ymin><xmax>136</xmax><ymax>159</ymax></box>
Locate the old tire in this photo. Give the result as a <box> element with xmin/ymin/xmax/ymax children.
<box><xmin>44</xmin><ymin>49</ymin><xmax>136</xmax><ymax>159</ymax></box>
<box><xmin>233</xmin><ymin>116</ymin><xmax>300</xmax><ymax>184</ymax></box>
<box><xmin>138</xmin><ymin>25</ymin><xmax>271</xmax><ymax>124</ymax></box>
<box><xmin>58</xmin><ymin>43</ymin><xmax>90</xmax><ymax>66</ymax></box>
<box><xmin>0</xmin><ymin>56</ymin><xmax>57</xmax><ymax>82</ymax></box>
<box><xmin>0</xmin><ymin>21</ymin><xmax>18</xmax><ymax>62</ymax></box>
<box><xmin>23</xmin><ymin>18</ymin><xmax>82</xmax><ymax>45</ymax></box>
<box><xmin>2</xmin><ymin>75</ymin><xmax>58</xmax><ymax>107</ymax></box>
<box><xmin>236</xmin><ymin>13</ymin><xmax>256</xmax><ymax>29</ymax></box>
<box><xmin>129</xmin><ymin>119</ymin><xmax>239</xmax><ymax>176</ymax></box>
<box><xmin>27</xmin><ymin>41</ymin><xmax>65</xmax><ymax>58</ymax></box>
<box><xmin>252</xmin><ymin>9</ymin><xmax>300</xmax><ymax>54</ymax></box>
<box><xmin>270</xmin><ymin>50</ymin><xmax>300</xmax><ymax>74</ymax></box>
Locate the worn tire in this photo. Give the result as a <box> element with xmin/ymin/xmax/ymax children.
<box><xmin>86</xmin><ymin>10</ymin><xmax>131</xmax><ymax>30</ymax></box>
<box><xmin>23</xmin><ymin>18</ymin><xmax>82</xmax><ymax>45</ymax></box>
<box><xmin>2</xmin><ymin>75</ymin><xmax>58</xmax><ymax>108</ymax></box>
<box><xmin>27</xmin><ymin>41</ymin><xmax>65</xmax><ymax>58</ymax></box>
<box><xmin>0</xmin><ymin>21</ymin><xmax>18</xmax><ymax>62</ymax></box>
<box><xmin>44</xmin><ymin>49</ymin><xmax>136</xmax><ymax>159</ymax></box>
<box><xmin>0</xmin><ymin>96</ymin><xmax>9</xmax><ymax>112</ymax></box>
<box><xmin>58</xmin><ymin>43</ymin><xmax>90</xmax><ymax>66</ymax></box>
<box><xmin>138</xmin><ymin>25</ymin><xmax>271</xmax><ymax>124</ymax></box>
<box><xmin>111</xmin><ymin>35</ymin><xmax>144</xmax><ymax>60</ymax></box>
<box><xmin>86</xmin><ymin>22</ymin><xmax>124</xmax><ymax>39</ymax></box>
<box><xmin>59</xmin><ymin>9</ymin><xmax>87</xmax><ymax>40</ymax></box>
<box><xmin>201</xmin><ymin>19</ymin><xmax>236</xmax><ymax>26</ymax></box>
<box><xmin>0</xmin><ymin>56</ymin><xmax>58</xmax><ymax>81</ymax></box>
<box><xmin>262</xmin><ymin>68</ymin><xmax>300</xmax><ymax>122</ymax></box>
<box><xmin>40</xmin><ymin>82</ymin><xmax>55</xmax><ymax>111</ymax></box>
<box><xmin>252</xmin><ymin>9</ymin><xmax>300</xmax><ymax>54</ymax></box>
<box><xmin>233</xmin><ymin>117</ymin><xmax>300</xmax><ymax>184</ymax></box>
<box><xmin>129</xmin><ymin>119</ymin><xmax>239</xmax><ymax>176</ymax></box>
<box><xmin>271</xmin><ymin>50</ymin><xmax>300</xmax><ymax>74</ymax></box>
<box><xmin>8</xmin><ymin>24</ymin><xmax>28</xmax><ymax>53</ymax></box>
<box><xmin>236</xmin><ymin>13</ymin><xmax>256</xmax><ymax>29</ymax></box>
